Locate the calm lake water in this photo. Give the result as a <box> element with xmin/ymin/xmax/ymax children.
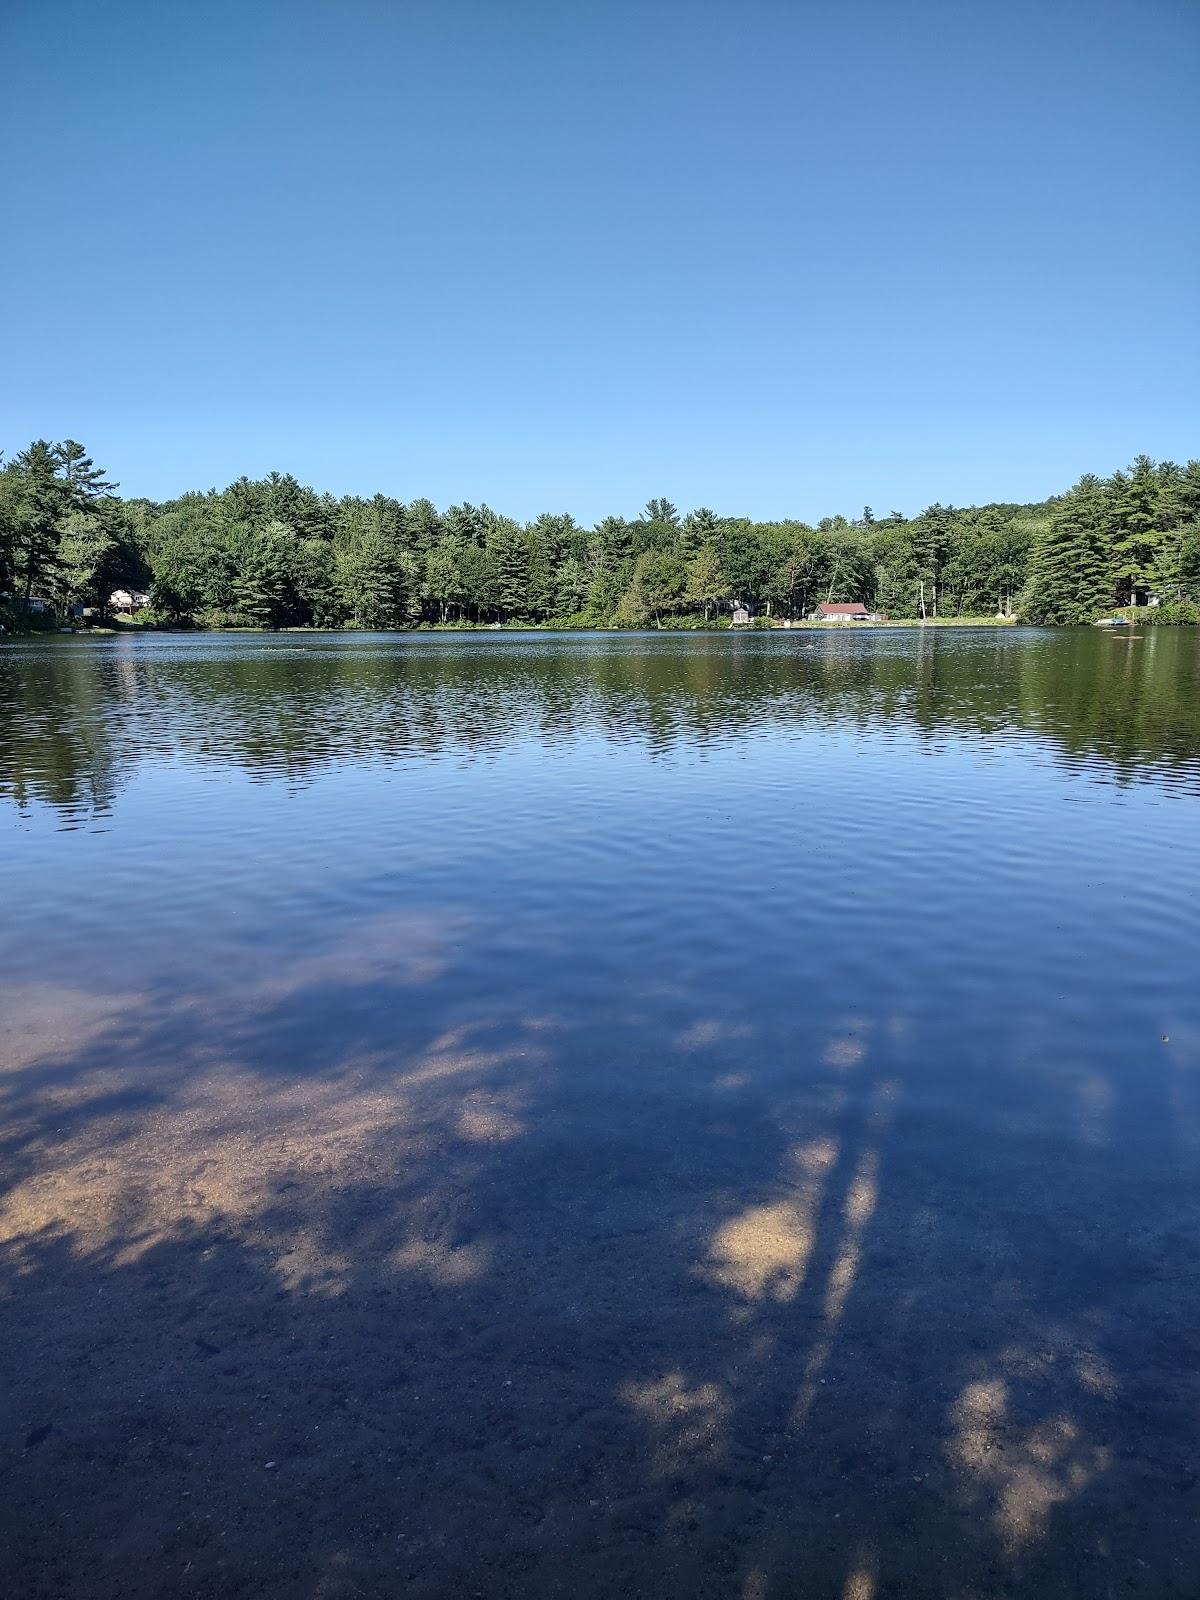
<box><xmin>2</xmin><ymin>628</ymin><xmax>1199</xmax><ymax>1599</ymax></box>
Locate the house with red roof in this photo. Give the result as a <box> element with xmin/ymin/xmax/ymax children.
<box><xmin>814</xmin><ymin>602</ymin><xmax>877</xmax><ymax>621</ymax></box>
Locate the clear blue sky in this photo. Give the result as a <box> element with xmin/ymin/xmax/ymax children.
<box><xmin>2</xmin><ymin>0</ymin><xmax>1197</xmax><ymax>521</ymax></box>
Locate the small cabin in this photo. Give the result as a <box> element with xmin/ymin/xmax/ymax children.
<box><xmin>815</xmin><ymin>602</ymin><xmax>871</xmax><ymax>622</ymax></box>
<box><xmin>731</xmin><ymin>604</ymin><xmax>751</xmax><ymax>627</ymax></box>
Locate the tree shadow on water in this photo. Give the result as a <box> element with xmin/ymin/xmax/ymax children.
<box><xmin>2</xmin><ymin>936</ymin><xmax>1199</xmax><ymax>1598</ymax></box>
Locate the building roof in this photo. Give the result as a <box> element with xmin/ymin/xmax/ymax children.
<box><xmin>818</xmin><ymin>602</ymin><xmax>869</xmax><ymax>616</ymax></box>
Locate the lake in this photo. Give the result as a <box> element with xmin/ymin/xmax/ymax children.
<box><xmin>2</xmin><ymin>627</ymin><xmax>1199</xmax><ymax>1599</ymax></box>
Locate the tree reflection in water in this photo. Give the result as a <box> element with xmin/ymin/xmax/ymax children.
<box><xmin>2</xmin><ymin>629</ymin><xmax>1198</xmax><ymax>1597</ymax></box>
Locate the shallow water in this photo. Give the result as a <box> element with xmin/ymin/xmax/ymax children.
<box><xmin>2</xmin><ymin>628</ymin><xmax>1199</xmax><ymax>1598</ymax></box>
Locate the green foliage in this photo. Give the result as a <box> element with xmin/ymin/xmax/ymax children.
<box><xmin>1142</xmin><ymin>600</ymin><xmax>1200</xmax><ymax>625</ymax></box>
<box><xmin>639</xmin><ymin>550</ymin><xmax>687</xmax><ymax>620</ymax></box>
<box><xmin>488</xmin><ymin>518</ymin><xmax>529</xmax><ymax>620</ymax></box>
<box><xmin>1109</xmin><ymin>455</ymin><xmax>1161</xmax><ymax>604</ymax></box>
<box><xmin>684</xmin><ymin>542</ymin><xmax>730</xmax><ymax>620</ymax></box>
<box><xmin>644</xmin><ymin>498</ymin><xmax>679</xmax><ymax>528</ymax></box>
<box><xmin>294</xmin><ymin>538</ymin><xmax>340</xmax><ymax>627</ymax></box>
<box><xmin>3</xmin><ymin>441</ymin><xmax>1196</xmax><ymax>630</ymax></box>
<box><xmin>612</xmin><ymin>570</ymin><xmax>649</xmax><ymax>627</ymax></box>
<box><xmin>423</xmin><ymin>536</ymin><xmax>465</xmax><ymax>623</ymax></box>
<box><xmin>230</xmin><ymin>521</ymin><xmax>294</xmax><ymax>626</ymax></box>
<box><xmin>1022</xmin><ymin>477</ymin><xmax>1110</xmax><ymax>624</ymax></box>
<box><xmin>1155</xmin><ymin>516</ymin><xmax>1200</xmax><ymax>604</ymax></box>
<box><xmin>718</xmin><ymin>519</ymin><xmax>774</xmax><ymax>606</ymax></box>
<box><xmin>153</xmin><ymin>524</ymin><xmax>234</xmax><ymax>619</ymax></box>
<box><xmin>6</xmin><ymin>440</ymin><xmax>66</xmax><ymax>603</ymax></box>
<box><xmin>336</xmin><ymin>535</ymin><xmax>410</xmax><ymax>629</ymax></box>
<box><xmin>54</xmin><ymin>508</ymin><xmax>119</xmax><ymax>612</ymax></box>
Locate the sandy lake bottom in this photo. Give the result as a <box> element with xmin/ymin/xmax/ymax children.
<box><xmin>3</xmin><ymin>628</ymin><xmax>1199</xmax><ymax>1598</ymax></box>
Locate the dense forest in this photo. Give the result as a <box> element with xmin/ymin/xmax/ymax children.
<box><xmin>2</xmin><ymin>441</ymin><xmax>1198</xmax><ymax>630</ymax></box>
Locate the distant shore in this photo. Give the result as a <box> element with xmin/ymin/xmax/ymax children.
<box><xmin>18</xmin><ymin>613</ymin><xmax>1200</xmax><ymax>639</ymax></box>
<box><xmin>10</xmin><ymin>614</ymin><xmax>1026</xmax><ymax>637</ymax></box>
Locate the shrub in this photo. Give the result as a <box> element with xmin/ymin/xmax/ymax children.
<box><xmin>1145</xmin><ymin>600</ymin><xmax>1200</xmax><ymax>625</ymax></box>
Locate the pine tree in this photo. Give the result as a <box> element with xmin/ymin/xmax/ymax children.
<box><xmin>554</xmin><ymin>554</ymin><xmax>585</xmax><ymax>617</ymax></box>
<box><xmin>644</xmin><ymin>498</ymin><xmax>679</xmax><ymax>528</ymax></box>
<box><xmin>10</xmin><ymin>441</ymin><xmax>66</xmax><ymax>603</ymax></box>
<box><xmin>404</xmin><ymin>499</ymin><xmax>442</xmax><ymax>556</ymax></box>
<box><xmin>681</xmin><ymin>507</ymin><xmax>717</xmax><ymax>554</ymax></box>
<box><xmin>55</xmin><ymin>439</ymin><xmax>115</xmax><ymax>502</ymax></box>
<box><xmin>1109</xmin><ymin>456</ymin><xmax>1160</xmax><ymax>604</ymax></box>
<box><xmin>1023</xmin><ymin>477</ymin><xmax>1110</xmax><ymax>622</ymax></box>
<box><xmin>910</xmin><ymin>503</ymin><xmax>955</xmax><ymax>617</ymax></box>
<box><xmin>294</xmin><ymin>538</ymin><xmax>341</xmax><ymax>626</ymax></box>
<box><xmin>594</xmin><ymin>516</ymin><xmax>633</xmax><ymax>563</ymax></box>
<box><xmin>337</xmin><ymin>535</ymin><xmax>409</xmax><ymax>628</ymax></box>
<box><xmin>423</xmin><ymin>536</ymin><xmax>465</xmax><ymax>622</ymax></box>
<box><xmin>0</xmin><ymin>460</ymin><xmax>16</xmax><ymax>597</ymax></box>
<box><xmin>489</xmin><ymin>521</ymin><xmax>529</xmax><ymax>621</ymax></box>
<box><xmin>234</xmin><ymin>521</ymin><xmax>295</xmax><ymax>627</ymax></box>
<box><xmin>525</xmin><ymin>528</ymin><xmax>556</xmax><ymax>619</ymax></box>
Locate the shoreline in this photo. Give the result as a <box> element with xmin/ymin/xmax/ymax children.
<box><xmin>11</xmin><ymin>616</ymin><xmax>1029</xmax><ymax>638</ymax></box>
<box><xmin>10</xmin><ymin>610</ymin><xmax>1196</xmax><ymax>641</ymax></box>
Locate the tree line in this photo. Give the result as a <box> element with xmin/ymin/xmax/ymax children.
<box><xmin>2</xmin><ymin>442</ymin><xmax>1198</xmax><ymax>630</ymax></box>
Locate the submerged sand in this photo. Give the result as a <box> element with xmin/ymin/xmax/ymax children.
<box><xmin>2</xmin><ymin>969</ymin><xmax>1197</xmax><ymax>1599</ymax></box>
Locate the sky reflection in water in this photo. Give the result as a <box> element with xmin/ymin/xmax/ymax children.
<box><xmin>1</xmin><ymin>629</ymin><xmax>1198</xmax><ymax>1598</ymax></box>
